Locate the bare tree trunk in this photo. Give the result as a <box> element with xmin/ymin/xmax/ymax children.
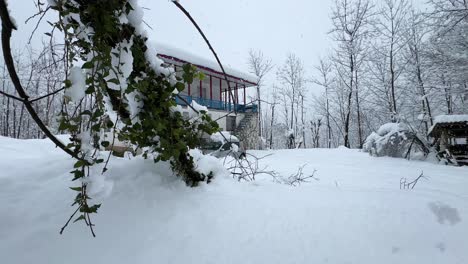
<box><xmin>390</xmin><ymin>34</ymin><xmax>398</xmax><ymax>120</ymax></box>
<box><xmin>416</xmin><ymin>63</ymin><xmax>432</xmax><ymax>134</ymax></box>
<box><xmin>301</xmin><ymin>95</ymin><xmax>306</xmax><ymax>148</ymax></box>
<box><xmin>355</xmin><ymin>70</ymin><xmax>363</xmax><ymax>148</ymax></box>
<box><xmin>326</xmin><ymin>96</ymin><xmax>331</xmax><ymax>148</ymax></box>
<box><xmin>17</xmin><ymin>104</ymin><xmax>24</xmax><ymax>138</ymax></box>
<box><xmin>442</xmin><ymin>75</ymin><xmax>453</xmax><ymax>114</ymax></box>
<box><xmin>257</xmin><ymin>85</ymin><xmax>262</xmax><ymax>139</ymax></box>
<box><xmin>344</xmin><ymin>54</ymin><xmax>354</xmax><ymax>148</ymax></box>
<box><xmin>5</xmin><ymin>96</ymin><xmax>10</xmax><ymax>136</ymax></box>
<box><xmin>269</xmin><ymin>103</ymin><xmax>275</xmax><ymax>149</ymax></box>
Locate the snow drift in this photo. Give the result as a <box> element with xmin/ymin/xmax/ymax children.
<box><xmin>1</xmin><ymin>136</ymin><xmax>468</xmax><ymax>264</ymax></box>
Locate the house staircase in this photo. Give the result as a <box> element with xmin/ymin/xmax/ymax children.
<box><xmin>233</xmin><ymin>112</ymin><xmax>257</xmax><ymax>136</ymax></box>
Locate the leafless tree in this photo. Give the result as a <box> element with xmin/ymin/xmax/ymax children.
<box><xmin>247</xmin><ymin>49</ymin><xmax>273</xmax><ymax>149</ymax></box>
<box><xmin>330</xmin><ymin>0</ymin><xmax>373</xmax><ymax>148</ymax></box>
<box><xmin>310</xmin><ymin>119</ymin><xmax>322</xmax><ymax>148</ymax></box>
<box><xmin>0</xmin><ymin>43</ymin><xmax>65</xmax><ymax>139</ymax></box>
<box><xmin>372</xmin><ymin>0</ymin><xmax>411</xmax><ymax>121</ymax></box>
<box><xmin>276</xmin><ymin>53</ymin><xmax>306</xmax><ymax>148</ymax></box>
<box><xmin>404</xmin><ymin>10</ymin><xmax>434</xmax><ymax>135</ymax></box>
<box><xmin>313</xmin><ymin>58</ymin><xmax>334</xmax><ymax>148</ymax></box>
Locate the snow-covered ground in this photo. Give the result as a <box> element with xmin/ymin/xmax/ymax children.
<box><xmin>1</xmin><ymin>136</ymin><xmax>467</xmax><ymax>264</ymax></box>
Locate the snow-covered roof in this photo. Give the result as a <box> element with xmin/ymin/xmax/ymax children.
<box><xmin>428</xmin><ymin>114</ymin><xmax>468</xmax><ymax>136</ymax></box>
<box><xmin>153</xmin><ymin>42</ymin><xmax>258</xmax><ymax>86</ymax></box>
<box><xmin>433</xmin><ymin>114</ymin><xmax>468</xmax><ymax>124</ymax></box>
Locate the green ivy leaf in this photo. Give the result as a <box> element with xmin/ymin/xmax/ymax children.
<box><xmin>73</xmin><ymin>160</ymin><xmax>87</xmax><ymax>168</ymax></box>
<box><xmin>82</xmin><ymin>61</ymin><xmax>94</xmax><ymax>69</ymax></box>
<box><xmin>175</xmin><ymin>82</ymin><xmax>185</xmax><ymax>92</ymax></box>
<box><xmin>70</xmin><ymin>186</ymin><xmax>82</xmax><ymax>192</ymax></box>
<box><xmin>73</xmin><ymin>215</ymin><xmax>86</xmax><ymax>223</ymax></box>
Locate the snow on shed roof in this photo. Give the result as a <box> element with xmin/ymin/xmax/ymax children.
<box><xmin>428</xmin><ymin>114</ymin><xmax>468</xmax><ymax>136</ymax></box>
<box><xmin>153</xmin><ymin>42</ymin><xmax>258</xmax><ymax>86</ymax></box>
<box><xmin>433</xmin><ymin>114</ymin><xmax>468</xmax><ymax>124</ymax></box>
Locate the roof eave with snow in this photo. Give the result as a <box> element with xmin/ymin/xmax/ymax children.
<box><xmin>428</xmin><ymin>114</ymin><xmax>468</xmax><ymax>137</ymax></box>
<box><xmin>154</xmin><ymin>42</ymin><xmax>258</xmax><ymax>87</ymax></box>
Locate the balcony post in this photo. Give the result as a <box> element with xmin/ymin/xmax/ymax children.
<box><xmin>228</xmin><ymin>82</ymin><xmax>231</xmax><ymax>111</ymax></box>
<box><xmin>243</xmin><ymin>85</ymin><xmax>246</xmax><ymax>105</ymax></box>
<box><xmin>219</xmin><ymin>78</ymin><xmax>223</xmax><ymax>110</ymax></box>
<box><xmin>200</xmin><ymin>79</ymin><xmax>203</xmax><ymax>98</ymax></box>
<box><xmin>235</xmin><ymin>83</ymin><xmax>238</xmax><ymax>107</ymax></box>
<box><xmin>210</xmin><ymin>75</ymin><xmax>213</xmax><ymax>100</ymax></box>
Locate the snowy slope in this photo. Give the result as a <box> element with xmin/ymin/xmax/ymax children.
<box><xmin>1</xmin><ymin>137</ymin><xmax>468</xmax><ymax>264</ymax></box>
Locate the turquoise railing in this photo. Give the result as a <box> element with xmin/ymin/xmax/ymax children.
<box><xmin>175</xmin><ymin>95</ymin><xmax>258</xmax><ymax>113</ymax></box>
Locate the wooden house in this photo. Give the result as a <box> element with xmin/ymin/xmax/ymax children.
<box><xmin>155</xmin><ymin>43</ymin><xmax>258</xmax><ymax>136</ymax></box>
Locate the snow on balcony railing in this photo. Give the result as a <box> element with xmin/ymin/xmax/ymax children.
<box><xmin>175</xmin><ymin>95</ymin><xmax>257</xmax><ymax>113</ymax></box>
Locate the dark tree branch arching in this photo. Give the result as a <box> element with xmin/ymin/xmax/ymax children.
<box><xmin>171</xmin><ymin>0</ymin><xmax>237</xmax><ymax>114</ymax></box>
<box><xmin>0</xmin><ymin>0</ymin><xmax>85</xmax><ymax>162</ymax></box>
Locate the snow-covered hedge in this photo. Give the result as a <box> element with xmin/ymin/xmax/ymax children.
<box><xmin>363</xmin><ymin>123</ymin><xmax>429</xmax><ymax>160</ymax></box>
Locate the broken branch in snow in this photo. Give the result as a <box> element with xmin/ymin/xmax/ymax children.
<box><xmin>283</xmin><ymin>164</ymin><xmax>319</xmax><ymax>186</ymax></box>
<box><xmin>400</xmin><ymin>171</ymin><xmax>426</xmax><ymax>190</ymax></box>
<box><xmin>223</xmin><ymin>152</ymin><xmax>277</xmax><ymax>181</ymax></box>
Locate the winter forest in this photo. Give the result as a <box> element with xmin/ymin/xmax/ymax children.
<box><xmin>1</xmin><ymin>0</ymin><xmax>468</xmax><ymax>264</ymax></box>
<box><xmin>255</xmin><ymin>0</ymin><xmax>468</xmax><ymax>150</ymax></box>
<box><xmin>2</xmin><ymin>0</ymin><xmax>467</xmax><ymax>152</ymax></box>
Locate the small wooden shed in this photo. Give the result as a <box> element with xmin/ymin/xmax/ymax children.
<box><xmin>428</xmin><ymin>115</ymin><xmax>468</xmax><ymax>166</ymax></box>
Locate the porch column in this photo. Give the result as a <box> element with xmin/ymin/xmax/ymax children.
<box><xmin>200</xmin><ymin>80</ymin><xmax>203</xmax><ymax>98</ymax></box>
<box><xmin>210</xmin><ymin>75</ymin><xmax>213</xmax><ymax>100</ymax></box>
<box><xmin>228</xmin><ymin>82</ymin><xmax>231</xmax><ymax>111</ymax></box>
<box><xmin>235</xmin><ymin>83</ymin><xmax>238</xmax><ymax>105</ymax></box>
<box><xmin>243</xmin><ymin>85</ymin><xmax>246</xmax><ymax>105</ymax></box>
<box><xmin>219</xmin><ymin>78</ymin><xmax>223</xmax><ymax>109</ymax></box>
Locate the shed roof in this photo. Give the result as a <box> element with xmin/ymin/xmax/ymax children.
<box><xmin>428</xmin><ymin>114</ymin><xmax>468</xmax><ymax>137</ymax></box>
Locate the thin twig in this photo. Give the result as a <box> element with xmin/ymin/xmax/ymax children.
<box><xmin>0</xmin><ymin>89</ymin><xmax>23</xmax><ymax>101</ymax></box>
<box><xmin>59</xmin><ymin>206</ymin><xmax>80</xmax><ymax>235</ymax></box>
<box><xmin>27</xmin><ymin>6</ymin><xmax>50</xmax><ymax>44</ymax></box>
<box><xmin>29</xmin><ymin>87</ymin><xmax>65</xmax><ymax>103</ymax></box>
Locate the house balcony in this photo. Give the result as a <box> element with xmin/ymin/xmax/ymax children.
<box><xmin>175</xmin><ymin>95</ymin><xmax>258</xmax><ymax>113</ymax></box>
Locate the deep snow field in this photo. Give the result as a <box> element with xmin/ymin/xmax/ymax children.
<box><xmin>1</xmin><ymin>136</ymin><xmax>468</xmax><ymax>264</ymax></box>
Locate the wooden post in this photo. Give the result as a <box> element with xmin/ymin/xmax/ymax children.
<box><xmin>228</xmin><ymin>82</ymin><xmax>231</xmax><ymax>111</ymax></box>
<box><xmin>200</xmin><ymin>79</ymin><xmax>203</xmax><ymax>98</ymax></box>
<box><xmin>243</xmin><ymin>85</ymin><xmax>246</xmax><ymax>105</ymax></box>
<box><xmin>235</xmin><ymin>83</ymin><xmax>238</xmax><ymax>105</ymax></box>
<box><xmin>220</xmin><ymin>78</ymin><xmax>223</xmax><ymax>109</ymax></box>
<box><xmin>210</xmin><ymin>75</ymin><xmax>213</xmax><ymax>100</ymax></box>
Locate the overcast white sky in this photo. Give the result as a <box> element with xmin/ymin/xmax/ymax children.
<box><xmin>8</xmin><ymin>0</ymin><xmax>426</xmax><ymax>101</ymax></box>
<box><xmin>141</xmin><ymin>0</ymin><xmax>334</xmax><ymax>77</ymax></box>
<box><xmin>9</xmin><ymin>0</ymin><xmax>334</xmax><ymax>95</ymax></box>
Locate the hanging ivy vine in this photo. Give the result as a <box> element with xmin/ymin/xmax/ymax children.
<box><xmin>48</xmin><ymin>0</ymin><xmax>219</xmax><ymax>236</ymax></box>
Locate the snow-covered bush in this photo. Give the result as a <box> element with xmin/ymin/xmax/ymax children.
<box><xmin>363</xmin><ymin>123</ymin><xmax>429</xmax><ymax>160</ymax></box>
